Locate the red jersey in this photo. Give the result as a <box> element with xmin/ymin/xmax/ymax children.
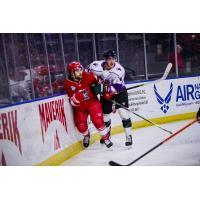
<box><xmin>64</xmin><ymin>71</ymin><xmax>99</xmax><ymax>111</ymax></box>
<box><xmin>33</xmin><ymin>79</ymin><xmax>51</xmax><ymax>97</ymax></box>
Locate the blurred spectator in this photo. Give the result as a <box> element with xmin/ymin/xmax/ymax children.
<box><xmin>52</xmin><ymin>79</ymin><xmax>64</xmax><ymax>93</ymax></box>
<box><xmin>33</xmin><ymin>65</ymin><xmax>52</xmax><ymax>98</ymax></box>
<box><xmin>18</xmin><ymin>67</ymin><xmax>31</xmax><ymax>89</ymax></box>
<box><xmin>9</xmin><ymin>68</ymin><xmax>31</xmax><ymax>103</ymax></box>
<box><xmin>50</xmin><ymin>66</ymin><xmax>65</xmax><ymax>94</ymax></box>
<box><xmin>170</xmin><ymin>44</ymin><xmax>184</xmax><ymax>73</ymax></box>
<box><xmin>33</xmin><ymin>65</ymin><xmax>64</xmax><ymax>97</ymax></box>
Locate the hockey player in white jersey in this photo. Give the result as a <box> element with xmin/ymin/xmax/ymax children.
<box><xmin>88</xmin><ymin>50</ymin><xmax>132</xmax><ymax>146</ymax></box>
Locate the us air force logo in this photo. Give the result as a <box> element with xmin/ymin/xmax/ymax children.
<box><xmin>154</xmin><ymin>83</ymin><xmax>173</xmax><ymax>114</ymax></box>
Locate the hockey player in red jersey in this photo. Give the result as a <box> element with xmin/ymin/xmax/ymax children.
<box><xmin>63</xmin><ymin>61</ymin><xmax>113</xmax><ymax>148</ymax></box>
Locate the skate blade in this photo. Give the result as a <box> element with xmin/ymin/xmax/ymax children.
<box><xmin>105</xmin><ymin>145</ymin><xmax>114</xmax><ymax>151</ymax></box>
<box><xmin>124</xmin><ymin>145</ymin><xmax>132</xmax><ymax>150</ymax></box>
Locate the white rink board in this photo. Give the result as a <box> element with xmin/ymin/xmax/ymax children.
<box><xmin>105</xmin><ymin>76</ymin><xmax>200</xmax><ymax>127</ymax></box>
<box><xmin>0</xmin><ymin>95</ymin><xmax>81</xmax><ymax>165</ymax></box>
<box><xmin>128</xmin><ymin>76</ymin><xmax>200</xmax><ymax>118</ymax></box>
<box><xmin>0</xmin><ymin>76</ymin><xmax>199</xmax><ymax>165</ymax></box>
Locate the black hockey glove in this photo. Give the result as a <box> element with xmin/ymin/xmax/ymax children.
<box><xmin>90</xmin><ymin>83</ymin><xmax>110</xmax><ymax>95</ymax></box>
<box><xmin>90</xmin><ymin>83</ymin><xmax>102</xmax><ymax>95</ymax></box>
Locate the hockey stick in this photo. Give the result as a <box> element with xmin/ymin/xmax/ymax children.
<box><xmin>104</xmin><ymin>97</ymin><xmax>173</xmax><ymax>135</ymax></box>
<box><xmin>125</xmin><ymin>63</ymin><xmax>172</xmax><ymax>92</ymax></box>
<box><xmin>109</xmin><ymin>119</ymin><xmax>197</xmax><ymax>166</ymax></box>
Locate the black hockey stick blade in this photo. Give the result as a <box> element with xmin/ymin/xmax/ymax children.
<box><xmin>109</xmin><ymin>161</ymin><xmax>124</xmax><ymax>166</ymax></box>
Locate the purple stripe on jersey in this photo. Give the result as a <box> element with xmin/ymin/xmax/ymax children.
<box><xmin>112</xmin><ymin>83</ymin><xmax>126</xmax><ymax>92</ymax></box>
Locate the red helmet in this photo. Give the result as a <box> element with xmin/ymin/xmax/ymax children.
<box><xmin>34</xmin><ymin>65</ymin><xmax>48</xmax><ymax>76</ymax></box>
<box><xmin>34</xmin><ymin>65</ymin><xmax>55</xmax><ymax>76</ymax></box>
<box><xmin>67</xmin><ymin>61</ymin><xmax>83</xmax><ymax>74</ymax></box>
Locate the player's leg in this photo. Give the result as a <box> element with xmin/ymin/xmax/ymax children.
<box><xmin>89</xmin><ymin>99</ymin><xmax>113</xmax><ymax>148</ymax></box>
<box><xmin>115</xmin><ymin>90</ymin><xmax>133</xmax><ymax>146</ymax></box>
<box><xmin>74</xmin><ymin>109</ymin><xmax>90</xmax><ymax>148</ymax></box>
<box><xmin>104</xmin><ymin>114</ymin><xmax>111</xmax><ymax>135</ymax></box>
<box><xmin>118</xmin><ymin>108</ymin><xmax>132</xmax><ymax>146</ymax></box>
<box><xmin>100</xmin><ymin>96</ymin><xmax>113</xmax><ymax>143</ymax></box>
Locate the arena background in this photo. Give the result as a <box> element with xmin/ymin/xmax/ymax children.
<box><xmin>0</xmin><ymin>33</ymin><xmax>200</xmax><ymax>107</ymax></box>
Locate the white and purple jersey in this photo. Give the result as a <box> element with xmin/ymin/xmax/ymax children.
<box><xmin>88</xmin><ymin>60</ymin><xmax>126</xmax><ymax>93</ymax></box>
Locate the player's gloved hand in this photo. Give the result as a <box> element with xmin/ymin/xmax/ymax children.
<box><xmin>70</xmin><ymin>89</ymin><xmax>89</xmax><ymax>106</ymax></box>
<box><xmin>102</xmin><ymin>70</ymin><xmax>110</xmax><ymax>79</ymax></box>
<box><xmin>103</xmin><ymin>92</ymin><xmax>114</xmax><ymax>100</ymax></box>
<box><xmin>70</xmin><ymin>95</ymin><xmax>81</xmax><ymax>107</ymax></box>
<box><xmin>90</xmin><ymin>83</ymin><xmax>102</xmax><ymax>95</ymax></box>
<box><xmin>101</xmin><ymin>83</ymin><xmax>108</xmax><ymax>93</ymax></box>
<box><xmin>91</xmin><ymin>82</ymin><xmax>111</xmax><ymax>95</ymax></box>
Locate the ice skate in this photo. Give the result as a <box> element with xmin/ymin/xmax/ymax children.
<box><xmin>100</xmin><ymin>131</ymin><xmax>111</xmax><ymax>144</ymax></box>
<box><xmin>83</xmin><ymin>134</ymin><xmax>90</xmax><ymax>148</ymax></box>
<box><xmin>102</xmin><ymin>133</ymin><xmax>113</xmax><ymax>148</ymax></box>
<box><xmin>125</xmin><ymin>135</ymin><xmax>132</xmax><ymax>146</ymax></box>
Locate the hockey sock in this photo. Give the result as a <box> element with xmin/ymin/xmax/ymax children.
<box><xmin>122</xmin><ymin>118</ymin><xmax>132</xmax><ymax>137</ymax></box>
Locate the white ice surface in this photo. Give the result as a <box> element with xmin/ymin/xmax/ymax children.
<box><xmin>61</xmin><ymin>120</ymin><xmax>200</xmax><ymax>166</ymax></box>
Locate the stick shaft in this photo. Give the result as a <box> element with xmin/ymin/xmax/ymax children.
<box><xmin>125</xmin><ymin>63</ymin><xmax>172</xmax><ymax>92</ymax></box>
<box><xmin>107</xmin><ymin>98</ymin><xmax>172</xmax><ymax>135</ymax></box>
